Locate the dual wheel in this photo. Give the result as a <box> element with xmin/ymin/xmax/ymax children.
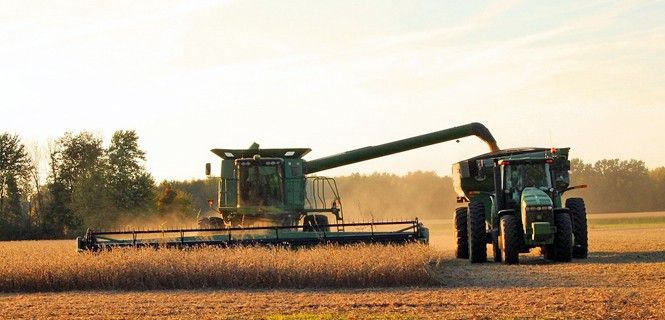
<box><xmin>453</xmin><ymin>201</ymin><xmax>488</xmax><ymax>262</ymax></box>
<box><xmin>453</xmin><ymin>198</ymin><xmax>588</xmax><ymax>264</ymax></box>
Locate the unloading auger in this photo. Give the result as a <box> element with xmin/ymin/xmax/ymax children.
<box><xmin>77</xmin><ymin>122</ymin><xmax>499</xmax><ymax>251</ymax></box>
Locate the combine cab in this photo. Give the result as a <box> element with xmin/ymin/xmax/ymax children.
<box><xmin>452</xmin><ymin>148</ymin><xmax>589</xmax><ymax>264</ymax></box>
<box><xmin>77</xmin><ymin>122</ymin><xmax>499</xmax><ymax>251</ymax></box>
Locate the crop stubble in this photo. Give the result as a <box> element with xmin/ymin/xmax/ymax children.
<box><xmin>0</xmin><ymin>212</ymin><xmax>664</xmax><ymax>319</ymax></box>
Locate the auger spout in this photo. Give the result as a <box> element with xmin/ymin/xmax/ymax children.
<box><xmin>304</xmin><ymin>122</ymin><xmax>499</xmax><ymax>174</ymax></box>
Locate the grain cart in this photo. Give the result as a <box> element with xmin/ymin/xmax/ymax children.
<box><xmin>78</xmin><ymin>122</ymin><xmax>499</xmax><ymax>251</ymax></box>
<box><xmin>452</xmin><ymin>148</ymin><xmax>588</xmax><ymax>264</ymax></box>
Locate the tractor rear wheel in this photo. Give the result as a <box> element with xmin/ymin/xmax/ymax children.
<box><xmin>500</xmin><ymin>215</ymin><xmax>520</xmax><ymax>265</ymax></box>
<box><xmin>552</xmin><ymin>212</ymin><xmax>573</xmax><ymax>262</ymax></box>
<box><xmin>454</xmin><ymin>207</ymin><xmax>469</xmax><ymax>259</ymax></box>
<box><xmin>467</xmin><ymin>200</ymin><xmax>487</xmax><ymax>263</ymax></box>
<box><xmin>567</xmin><ymin>198</ymin><xmax>588</xmax><ymax>259</ymax></box>
<box><xmin>303</xmin><ymin>214</ymin><xmax>330</xmax><ymax>232</ymax></box>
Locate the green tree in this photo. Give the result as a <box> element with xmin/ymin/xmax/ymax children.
<box><xmin>155</xmin><ymin>182</ymin><xmax>196</xmax><ymax>219</ymax></box>
<box><xmin>47</xmin><ymin>132</ymin><xmax>105</xmax><ymax>236</ymax></box>
<box><xmin>570</xmin><ymin>158</ymin><xmax>651</xmax><ymax>213</ymax></box>
<box><xmin>107</xmin><ymin>130</ymin><xmax>155</xmax><ymax>215</ymax></box>
<box><xmin>168</xmin><ymin>178</ymin><xmax>218</xmax><ymax>213</ymax></box>
<box><xmin>0</xmin><ymin>133</ymin><xmax>32</xmax><ymax>239</ymax></box>
<box><xmin>649</xmin><ymin>167</ymin><xmax>665</xmax><ymax>210</ymax></box>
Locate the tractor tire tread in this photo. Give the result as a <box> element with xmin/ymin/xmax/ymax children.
<box><xmin>553</xmin><ymin>212</ymin><xmax>573</xmax><ymax>262</ymax></box>
<box><xmin>567</xmin><ymin>198</ymin><xmax>589</xmax><ymax>259</ymax></box>
<box><xmin>454</xmin><ymin>207</ymin><xmax>469</xmax><ymax>259</ymax></box>
<box><xmin>468</xmin><ymin>201</ymin><xmax>487</xmax><ymax>263</ymax></box>
<box><xmin>500</xmin><ymin>215</ymin><xmax>520</xmax><ymax>265</ymax></box>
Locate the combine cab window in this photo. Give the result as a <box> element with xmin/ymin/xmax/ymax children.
<box><xmin>238</xmin><ymin>163</ymin><xmax>284</xmax><ymax>206</ymax></box>
<box><xmin>504</xmin><ymin>163</ymin><xmax>552</xmax><ymax>192</ymax></box>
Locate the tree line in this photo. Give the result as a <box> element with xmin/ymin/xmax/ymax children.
<box><xmin>0</xmin><ymin>131</ymin><xmax>194</xmax><ymax>240</ymax></box>
<box><xmin>2</xmin><ymin>130</ymin><xmax>664</xmax><ymax>240</ymax></box>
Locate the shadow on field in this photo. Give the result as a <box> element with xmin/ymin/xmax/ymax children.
<box><xmin>430</xmin><ymin>249</ymin><xmax>665</xmax><ymax>289</ymax></box>
<box><xmin>584</xmin><ymin>251</ymin><xmax>665</xmax><ymax>264</ymax></box>
<box><xmin>515</xmin><ymin>251</ymin><xmax>665</xmax><ymax>265</ymax></box>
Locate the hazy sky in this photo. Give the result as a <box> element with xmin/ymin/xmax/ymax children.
<box><xmin>2</xmin><ymin>0</ymin><xmax>664</xmax><ymax>181</ymax></box>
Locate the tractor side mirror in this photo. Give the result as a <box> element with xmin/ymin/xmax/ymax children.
<box><xmin>205</xmin><ymin>163</ymin><xmax>211</xmax><ymax>176</ymax></box>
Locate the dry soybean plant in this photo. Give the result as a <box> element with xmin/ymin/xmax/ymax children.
<box><xmin>0</xmin><ymin>240</ymin><xmax>442</xmax><ymax>292</ymax></box>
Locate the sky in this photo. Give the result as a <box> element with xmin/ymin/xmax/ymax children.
<box><xmin>1</xmin><ymin>0</ymin><xmax>664</xmax><ymax>181</ymax></box>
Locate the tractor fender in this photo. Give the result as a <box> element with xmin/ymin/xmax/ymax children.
<box><xmin>493</xmin><ymin>209</ymin><xmax>516</xmax><ymax>238</ymax></box>
<box><xmin>497</xmin><ymin>209</ymin><xmax>517</xmax><ymax>218</ymax></box>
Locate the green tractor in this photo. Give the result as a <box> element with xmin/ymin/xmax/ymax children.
<box><xmin>452</xmin><ymin>148</ymin><xmax>588</xmax><ymax>264</ymax></box>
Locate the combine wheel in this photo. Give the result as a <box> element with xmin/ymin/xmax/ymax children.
<box><xmin>567</xmin><ymin>198</ymin><xmax>588</xmax><ymax>259</ymax></box>
<box><xmin>198</xmin><ymin>217</ymin><xmax>225</xmax><ymax>229</ymax></box>
<box><xmin>454</xmin><ymin>207</ymin><xmax>469</xmax><ymax>259</ymax></box>
<box><xmin>500</xmin><ymin>215</ymin><xmax>520</xmax><ymax>265</ymax></box>
<box><xmin>467</xmin><ymin>200</ymin><xmax>487</xmax><ymax>263</ymax></box>
<box><xmin>552</xmin><ymin>212</ymin><xmax>573</xmax><ymax>262</ymax></box>
<box><xmin>303</xmin><ymin>214</ymin><xmax>330</xmax><ymax>232</ymax></box>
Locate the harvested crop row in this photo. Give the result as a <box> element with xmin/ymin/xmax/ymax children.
<box><xmin>0</xmin><ymin>241</ymin><xmax>441</xmax><ymax>292</ymax></box>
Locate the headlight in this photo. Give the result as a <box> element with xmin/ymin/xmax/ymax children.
<box><xmin>527</xmin><ymin>206</ymin><xmax>553</xmax><ymax>211</ymax></box>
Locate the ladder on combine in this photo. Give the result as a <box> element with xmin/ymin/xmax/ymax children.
<box><xmin>305</xmin><ymin>176</ymin><xmax>345</xmax><ymax>231</ymax></box>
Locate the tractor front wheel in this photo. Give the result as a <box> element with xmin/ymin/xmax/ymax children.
<box><xmin>567</xmin><ymin>198</ymin><xmax>588</xmax><ymax>259</ymax></box>
<box><xmin>552</xmin><ymin>212</ymin><xmax>573</xmax><ymax>262</ymax></box>
<box><xmin>454</xmin><ymin>207</ymin><xmax>469</xmax><ymax>259</ymax></box>
<box><xmin>500</xmin><ymin>215</ymin><xmax>520</xmax><ymax>265</ymax></box>
<box><xmin>467</xmin><ymin>200</ymin><xmax>487</xmax><ymax>263</ymax></box>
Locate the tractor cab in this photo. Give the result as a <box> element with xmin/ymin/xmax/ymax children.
<box><xmin>497</xmin><ymin>157</ymin><xmax>556</xmax><ymax>244</ymax></box>
<box><xmin>499</xmin><ymin>158</ymin><xmax>554</xmax><ymax>207</ymax></box>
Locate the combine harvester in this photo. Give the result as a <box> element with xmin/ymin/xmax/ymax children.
<box><xmin>77</xmin><ymin>123</ymin><xmax>499</xmax><ymax>251</ymax></box>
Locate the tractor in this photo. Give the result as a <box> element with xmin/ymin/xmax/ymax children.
<box><xmin>452</xmin><ymin>148</ymin><xmax>588</xmax><ymax>264</ymax></box>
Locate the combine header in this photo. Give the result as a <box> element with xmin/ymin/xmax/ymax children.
<box><xmin>77</xmin><ymin>122</ymin><xmax>499</xmax><ymax>251</ymax></box>
<box><xmin>77</xmin><ymin>220</ymin><xmax>426</xmax><ymax>251</ymax></box>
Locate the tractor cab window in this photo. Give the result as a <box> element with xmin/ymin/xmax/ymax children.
<box><xmin>504</xmin><ymin>163</ymin><xmax>552</xmax><ymax>193</ymax></box>
<box><xmin>237</xmin><ymin>160</ymin><xmax>283</xmax><ymax>207</ymax></box>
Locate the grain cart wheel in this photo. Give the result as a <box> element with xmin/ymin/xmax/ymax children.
<box><xmin>500</xmin><ymin>215</ymin><xmax>520</xmax><ymax>265</ymax></box>
<box><xmin>303</xmin><ymin>215</ymin><xmax>330</xmax><ymax>232</ymax></box>
<box><xmin>552</xmin><ymin>212</ymin><xmax>573</xmax><ymax>262</ymax></box>
<box><xmin>454</xmin><ymin>207</ymin><xmax>469</xmax><ymax>259</ymax></box>
<box><xmin>566</xmin><ymin>198</ymin><xmax>588</xmax><ymax>259</ymax></box>
<box><xmin>467</xmin><ymin>200</ymin><xmax>487</xmax><ymax>263</ymax></box>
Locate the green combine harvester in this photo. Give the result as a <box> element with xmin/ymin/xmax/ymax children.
<box><xmin>77</xmin><ymin>123</ymin><xmax>500</xmax><ymax>251</ymax></box>
<box><xmin>452</xmin><ymin>147</ymin><xmax>588</xmax><ymax>264</ymax></box>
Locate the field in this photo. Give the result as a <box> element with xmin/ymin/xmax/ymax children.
<box><xmin>1</xmin><ymin>212</ymin><xmax>664</xmax><ymax>319</ymax></box>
